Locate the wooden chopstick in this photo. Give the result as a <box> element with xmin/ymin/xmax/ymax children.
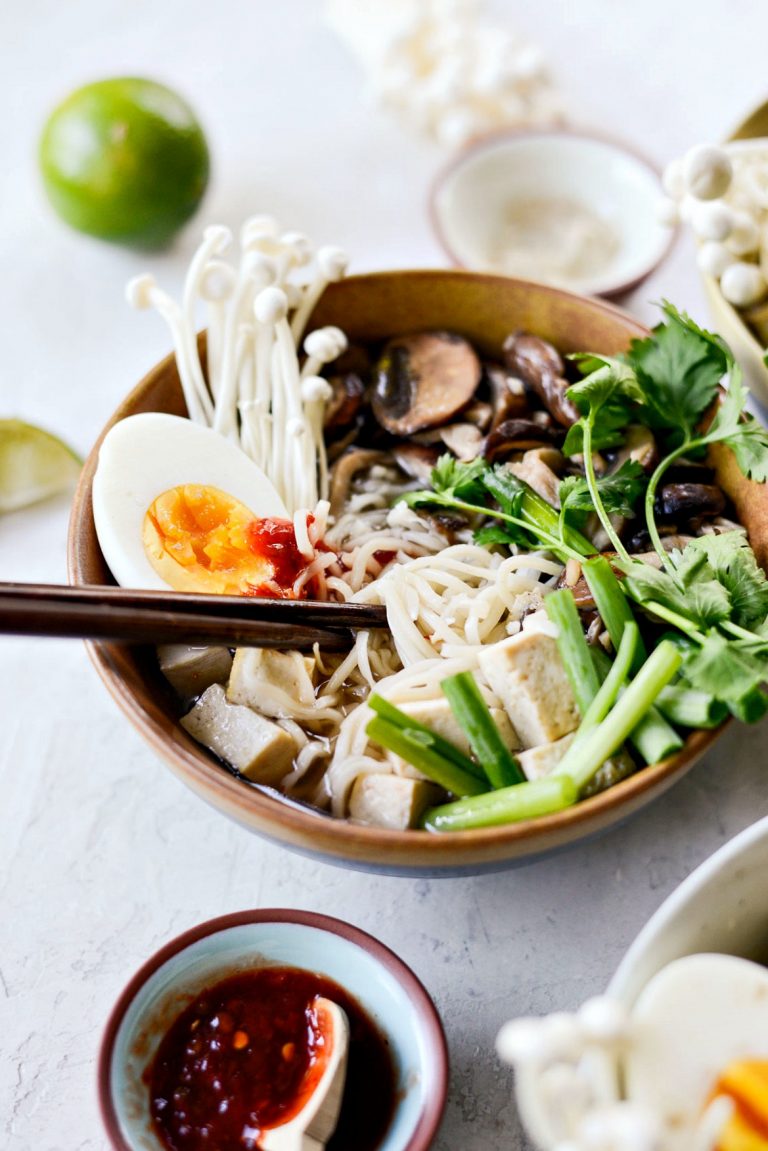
<box><xmin>0</xmin><ymin>583</ymin><xmax>388</xmax><ymax>650</ymax></box>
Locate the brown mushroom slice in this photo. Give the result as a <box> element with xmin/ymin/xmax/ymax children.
<box><xmin>484</xmin><ymin>419</ymin><xmax>563</xmax><ymax>463</ymax></box>
<box><xmin>615</xmin><ymin>424</ymin><xmax>659</xmax><ymax>473</ymax></box>
<box><xmin>503</xmin><ymin>332</ymin><xmax>580</xmax><ymax>428</ymax></box>
<box><xmin>323</xmin><ymin>372</ymin><xmax>366</xmax><ymax>438</ymax></box>
<box><xmin>439</xmin><ymin>422</ymin><xmax>484</xmax><ymax>461</ymax></box>
<box><xmin>484</xmin><ymin>362</ymin><xmax>531</xmax><ymax>429</ymax></box>
<box><xmin>462</xmin><ymin>400</ymin><xmax>493</xmax><ymax>431</ymax></box>
<box><xmin>329</xmin><ymin>448</ymin><xmax>389</xmax><ymax>516</ymax></box>
<box><xmin>391</xmin><ymin>442</ymin><xmax>441</xmax><ymax>485</ymax></box>
<box><xmin>508</xmin><ymin>448</ymin><xmax>564</xmax><ymax>508</ymax></box>
<box><xmin>657</xmin><ymin>483</ymin><xmax>726</xmax><ymax>520</ymax></box>
<box><xmin>372</xmin><ymin>331</ymin><xmax>481</xmax><ymax>435</ymax></box>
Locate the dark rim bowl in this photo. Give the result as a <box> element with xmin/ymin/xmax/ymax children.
<box><xmin>98</xmin><ymin>908</ymin><xmax>448</xmax><ymax>1151</ymax></box>
<box><xmin>430</xmin><ymin>126</ymin><xmax>677</xmax><ymax>299</ymax></box>
<box><xmin>69</xmin><ymin>269</ymin><xmax>767</xmax><ymax>876</ymax></box>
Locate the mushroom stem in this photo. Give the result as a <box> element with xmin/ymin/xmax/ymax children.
<box><xmin>291</xmin><ymin>246</ymin><xmax>349</xmax><ymax>343</ymax></box>
<box><xmin>182</xmin><ymin>226</ymin><xmax>231</xmax><ymax>422</ymax></box>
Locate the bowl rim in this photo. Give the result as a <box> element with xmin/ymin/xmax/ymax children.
<box><xmin>97</xmin><ymin>907</ymin><xmax>449</xmax><ymax>1151</ymax></box>
<box><xmin>607</xmin><ymin>813</ymin><xmax>768</xmax><ymax>1004</ymax></box>
<box><xmin>428</xmin><ymin>124</ymin><xmax>678</xmax><ymax>299</ymax></box>
<box><xmin>68</xmin><ymin>268</ymin><xmax>724</xmax><ymax>870</ymax></box>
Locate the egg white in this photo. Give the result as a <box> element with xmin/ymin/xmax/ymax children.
<box><xmin>92</xmin><ymin>413</ymin><xmax>287</xmax><ymax>590</ymax></box>
<box><xmin>624</xmin><ymin>953</ymin><xmax>768</xmax><ymax>1150</ymax></box>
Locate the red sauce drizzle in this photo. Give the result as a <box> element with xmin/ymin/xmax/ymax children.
<box><xmin>244</xmin><ymin>516</ymin><xmax>336</xmax><ymax>600</ymax></box>
<box><xmin>147</xmin><ymin>966</ymin><xmax>396</xmax><ymax>1151</ymax></box>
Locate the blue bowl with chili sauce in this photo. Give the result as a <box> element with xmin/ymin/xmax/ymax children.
<box><xmin>98</xmin><ymin>909</ymin><xmax>448</xmax><ymax>1151</ymax></box>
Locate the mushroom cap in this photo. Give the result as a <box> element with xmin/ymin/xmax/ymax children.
<box><xmin>683</xmin><ymin>144</ymin><xmax>733</xmax><ymax>201</ymax></box>
<box><xmin>372</xmin><ymin>330</ymin><xmax>481</xmax><ymax>436</ymax></box>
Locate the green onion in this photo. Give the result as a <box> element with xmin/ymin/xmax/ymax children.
<box><xmin>367</xmin><ymin>694</ymin><xmax>485</xmax><ymax>780</ymax></box>
<box><xmin>577</xmin><ymin>622</ymin><xmax>638</xmax><ymax>734</ymax></box>
<box><xmin>555</xmin><ymin>640</ymin><xmax>683</xmax><ymax>792</ymax></box>
<box><xmin>421</xmin><ymin>775</ymin><xmax>578</xmax><ymax>832</ymax></box>
<box><xmin>583</xmin><ymin>557</ymin><xmax>682</xmax><ymax>762</ymax></box>
<box><xmin>728</xmin><ymin>688</ymin><xmax>768</xmax><ymax>724</ymax></box>
<box><xmin>366</xmin><ymin>716</ymin><xmax>487</xmax><ymax>798</ymax></box>
<box><xmin>441</xmin><ymin>671</ymin><xmax>524</xmax><ymax>787</ymax></box>
<box><xmin>520</xmin><ymin>486</ymin><xmax>595</xmax><ymax>557</ymax></box>
<box><xmin>656</xmin><ymin>685</ymin><xmax>728</xmax><ymax>729</ymax></box>
<box><xmin>544</xmin><ymin>588</ymin><xmax>601</xmax><ymax>714</ymax></box>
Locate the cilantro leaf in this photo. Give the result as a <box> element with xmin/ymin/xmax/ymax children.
<box><xmin>681</xmin><ymin>633</ymin><xmax>768</xmax><ymax>704</ymax></box>
<box><xmin>682</xmin><ymin>531</ymin><xmax>768</xmax><ymax>628</ymax></box>
<box><xmin>562</xmin><ymin>409</ymin><xmax>627</xmax><ymax>455</ymax></box>
<box><xmin>559</xmin><ymin>460</ymin><xmax>646</xmax><ymax>520</ymax></box>
<box><xmin>566</xmin><ymin>354</ymin><xmax>644</xmax><ymax>416</ymax></box>
<box><xmin>473</xmin><ymin>523</ymin><xmax>528</xmax><ymax>549</ymax></box>
<box><xmin>430</xmin><ymin>454</ymin><xmax>489</xmax><ymax>501</ymax></box>
<box><xmin>621</xmin><ymin>556</ymin><xmax>732</xmax><ymax>630</ymax></box>
<box><xmin>699</xmin><ymin>366</ymin><xmax>768</xmax><ymax>482</ymax></box>
<box><xmin>626</xmin><ymin>302</ymin><xmax>731</xmax><ymax>444</ymax></box>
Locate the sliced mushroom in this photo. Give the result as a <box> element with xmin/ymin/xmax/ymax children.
<box><xmin>614</xmin><ymin>424</ymin><xmax>659</xmax><ymax>473</ymax></box>
<box><xmin>372</xmin><ymin>331</ymin><xmax>481</xmax><ymax>435</ymax></box>
<box><xmin>484</xmin><ymin>419</ymin><xmax>563</xmax><ymax>463</ymax></box>
<box><xmin>439</xmin><ymin>422</ymin><xmax>484</xmax><ymax>461</ymax></box>
<box><xmin>507</xmin><ymin>448</ymin><xmax>564</xmax><ymax>508</ymax></box>
<box><xmin>484</xmin><ymin>362</ymin><xmax>530</xmax><ymax>429</ymax></box>
<box><xmin>503</xmin><ymin>332</ymin><xmax>580</xmax><ymax>428</ymax></box>
<box><xmin>391</xmin><ymin>442</ymin><xmax>441</xmax><ymax>485</ymax></box>
<box><xmin>656</xmin><ymin>483</ymin><xmax>726</xmax><ymax>520</ymax></box>
<box><xmin>462</xmin><ymin>400</ymin><xmax>493</xmax><ymax>431</ymax></box>
<box><xmin>323</xmin><ymin>372</ymin><xmax>366</xmax><ymax>438</ymax></box>
<box><xmin>329</xmin><ymin>448</ymin><xmax>389</xmax><ymax>516</ymax></box>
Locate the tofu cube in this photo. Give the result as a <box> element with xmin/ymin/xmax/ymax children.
<box><xmin>227</xmin><ymin>649</ymin><xmax>316</xmax><ymax>716</ymax></box>
<box><xmin>180</xmin><ymin>683</ymin><xmax>296</xmax><ymax>783</ymax></box>
<box><xmin>158</xmin><ymin>645</ymin><xmax>233</xmax><ymax>698</ymax></box>
<box><xmin>348</xmin><ymin>774</ymin><xmax>444</xmax><ymax>830</ymax></box>
<box><xmin>478</xmin><ymin>631</ymin><xmax>579</xmax><ymax>747</ymax></box>
<box><xmin>388</xmin><ymin>698</ymin><xmax>519</xmax><ymax>755</ymax></box>
<box><xmin>518</xmin><ymin>733</ymin><xmax>576</xmax><ymax>780</ymax></box>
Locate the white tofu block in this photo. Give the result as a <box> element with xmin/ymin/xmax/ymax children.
<box><xmin>348</xmin><ymin>774</ymin><xmax>444</xmax><ymax>830</ymax></box>
<box><xmin>478</xmin><ymin>631</ymin><xmax>579</xmax><ymax>747</ymax></box>
<box><xmin>518</xmin><ymin>733</ymin><xmax>576</xmax><ymax>780</ymax></box>
<box><xmin>158</xmin><ymin>645</ymin><xmax>233</xmax><ymax>698</ymax></box>
<box><xmin>227</xmin><ymin>649</ymin><xmax>316</xmax><ymax>716</ymax></box>
<box><xmin>180</xmin><ymin>683</ymin><xmax>296</xmax><ymax>783</ymax></box>
<box><xmin>388</xmin><ymin>698</ymin><xmax>520</xmax><ymax>754</ymax></box>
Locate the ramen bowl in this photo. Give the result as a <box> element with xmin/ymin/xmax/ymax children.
<box><xmin>68</xmin><ymin>269</ymin><xmax>766</xmax><ymax>875</ymax></box>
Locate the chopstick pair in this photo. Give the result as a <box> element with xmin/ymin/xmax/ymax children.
<box><xmin>0</xmin><ymin>583</ymin><xmax>388</xmax><ymax>651</ymax></box>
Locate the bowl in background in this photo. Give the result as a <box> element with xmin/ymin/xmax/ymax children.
<box><xmin>430</xmin><ymin>129</ymin><xmax>674</xmax><ymax>297</ymax></box>
<box><xmin>68</xmin><ymin>269</ymin><xmax>767</xmax><ymax>875</ymax></box>
<box><xmin>98</xmin><ymin>908</ymin><xmax>448</xmax><ymax>1151</ymax></box>
<box><xmin>608</xmin><ymin>814</ymin><xmax>768</xmax><ymax>1008</ymax></box>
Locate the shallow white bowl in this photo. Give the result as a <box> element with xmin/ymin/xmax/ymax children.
<box><xmin>431</xmin><ymin>128</ymin><xmax>674</xmax><ymax>297</ymax></box>
<box><xmin>608</xmin><ymin>814</ymin><xmax>768</xmax><ymax>1007</ymax></box>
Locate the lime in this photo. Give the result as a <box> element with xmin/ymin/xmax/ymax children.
<box><xmin>0</xmin><ymin>420</ymin><xmax>82</xmax><ymax>513</ymax></box>
<box><xmin>39</xmin><ymin>77</ymin><xmax>210</xmax><ymax>249</ymax></box>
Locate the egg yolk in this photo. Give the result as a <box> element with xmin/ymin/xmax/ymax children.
<box><xmin>711</xmin><ymin>1061</ymin><xmax>768</xmax><ymax>1151</ymax></box>
<box><xmin>143</xmin><ymin>484</ymin><xmax>271</xmax><ymax>595</ymax></box>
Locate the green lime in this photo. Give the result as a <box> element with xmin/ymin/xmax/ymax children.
<box><xmin>0</xmin><ymin>420</ymin><xmax>82</xmax><ymax>513</ymax></box>
<box><xmin>39</xmin><ymin>77</ymin><xmax>210</xmax><ymax>249</ymax></box>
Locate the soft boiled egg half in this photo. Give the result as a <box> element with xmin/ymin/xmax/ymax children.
<box><xmin>92</xmin><ymin>413</ymin><xmax>288</xmax><ymax>594</ymax></box>
<box><xmin>625</xmin><ymin>953</ymin><xmax>768</xmax><ymax>1151</ymax></box>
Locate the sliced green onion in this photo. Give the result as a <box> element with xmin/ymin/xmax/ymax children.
<box><xmin>656</xmin><ymin>685</ymin><xmax>728</xmax><ymax>729</ymax></box>
<box><xmin>421</xmin><ymin>775</ymin><xmax>577</xmax><ymax>832</ymax></box>
<box><xmin>577</xmin><ymin>622</ymin><xmax>638</xmax><ymax>734</ymax></box>
<box><xmin>582</xmin><ymin>555</ymin><xmax>644</xmax><ymax>671</ymax></box>
<box><xmin>367</xmin><ymin>694</ymin><xmax>485</xmax><ymax>780</ymax></box>
<box><xmin>545</xmin><ymin>588</ymin><xmax>601</xmax><ymax>715</ymax></box>
<box><xmin>555</xmin><ymin>640</ymin><xmax>683</xmax><ymax>792</ymax></box>
<box><xmin>441</xmin><ymin>671</ymin><xmax>524</xmax><ymax>787</ymax></box>
<box><xmin>366</xmin><ymin>716</ymin><xmax>486</xmax><ymax>798</ymax></box>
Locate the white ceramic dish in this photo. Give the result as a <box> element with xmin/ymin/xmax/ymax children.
<box><xmin>608</xmin><ymin>814</ymin><xmax>768</xmax><ymax>1007</ymax></box>
<box><xmin>98</xmin><ymin>909</ymin><xmax>448</xmax><ymax>1151</ymax></box>
<box><xmin>431</xmin><ymin>128</ymin><xmax>674</xmax><ymax>297</ymax></box>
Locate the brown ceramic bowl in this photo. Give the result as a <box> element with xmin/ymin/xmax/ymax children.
<box><xmin>98</xmin><ymin>908</ymin><xmax>448</xmax><ymax>1151</ymax></box>
<box><xmin>68</xmin><ymin>270</ymin><xmax>766</xmax><ymax>875</ymax></box>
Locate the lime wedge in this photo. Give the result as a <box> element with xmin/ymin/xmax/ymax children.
<box><xmin>0</xmin><ymin>419</ymin><xmax>82</xmax><ymax>513</ymax></box>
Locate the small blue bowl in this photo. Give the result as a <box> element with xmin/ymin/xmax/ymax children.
<box><xmin>98</xmin><ymin>909</ymin><xmax>448</xmax><ymax>1151</ymax></box>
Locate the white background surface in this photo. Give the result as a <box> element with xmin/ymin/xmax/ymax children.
<box><xmin>2</xmin><ymin>2</ymin><xmax>768</xmax><ymax>1148</ymax></box>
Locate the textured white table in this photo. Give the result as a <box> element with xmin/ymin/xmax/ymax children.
<box><xmin>2</xmin><ymin>3</ymin><xmax>768</xmax><ymax>1148</ymax></box>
